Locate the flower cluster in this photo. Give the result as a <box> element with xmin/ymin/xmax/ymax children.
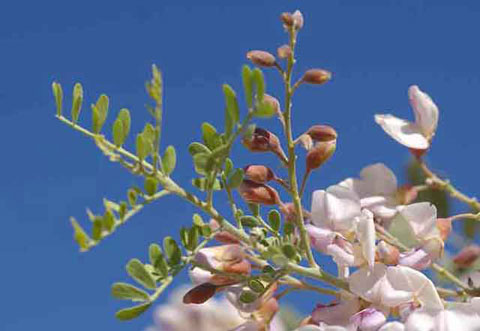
<box><xmin>54</xmin><ymin>7</ymin><xmax>480</xmax><ymax>331</ymax></box>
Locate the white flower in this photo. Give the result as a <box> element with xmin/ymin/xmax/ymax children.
<box><xmin>338</xmin><ymin>163</ymin><xmax>400</xmax><ymax>219</ymax></box>
<box><xmin>310</xmin><ymin>185</ymin><xmax>362</xmax><ymax>234</ymax></box>
<box><xmin>378</xmin><ymin>322</ymin><xmax>405</xmax><ymax>331</ymax></box>
<box><xmin>349</xmin><ymin>264</ymin><xmax>443</xmax><ymax>310</ymax></box>
<box><xmin>404</xmin><ymin>298</ymin><xmax>480</xmax><ymax>331</ymax></box>
<box><xmin>375</xmin><ymin>85</ymin><xmax>438</xmax><ymax>150</ymax></box>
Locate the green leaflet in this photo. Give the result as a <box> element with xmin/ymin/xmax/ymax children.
<box><xmin>71</xmin><ymin>83</ymin><xmax>84</xmax><ymax>124</ymax></box>
<box><xmin>111</xmin><ymin>282</ymin><xmax>150</xmax><ymax>302</ymax></box>
<box><xmin>115</xmin><ymin>302</ymin><xmax>152</xmax><ymax>321</ymax></box>
<box><xmin>162</xmin><ymin>145</ymin><xmax>176</xmax><ymax>176</ymax></box>
<box><xmin>126</xmin><ymin>259</ymin><xmax>157</xmax><ymax>290</ymax></box>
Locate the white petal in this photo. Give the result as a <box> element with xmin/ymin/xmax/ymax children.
<box><xmin>327</xmin><ymin>243</ymin><xmax>356</xmax><ymax>267</ymax></box>
<box><xmin>188</xmin><ymin>267</ymin><xmax>214</xmax><ymax>285</ymax></box>
<box><xmin>408</xmin><ymin>85</ymin><xmax>439</xmax><ymax>139</ymax></box>
<box><xmin>356</xmin><ymin>209</ymin><xmax>376</xmax><ymax>269</ymax></box>
<box><xmin>306</xmin><ymin>224</ymin><xmax>336</xmax><ymax>252</ymax></box>
<box><xmin>349</xmin><ymin>264</ymin><xmax>413</xmax><ymax>307</ymax></box>
<box><xmin>350</xmin><ymin>308</ymin><xmax>387</xmax><ymax>331</ymax></box>
<box><xmin>359</xmin><ymin>163</ymin><xmax>398</xmax><ymax>197</ymax></box>
<box><xmin>398</xmin><ymin>202</ymin><xmax>438</xmax><ymax>241</ymax></box>
<box><xmin>378</xmin><ymin>322</ymin><xmax>405</xmax><ymax>331</ymax></box>
<box><xmin>229</xmin><ymin>321</ymin><xmax>260</xmax><ymax>331</ymax></box>
<box><xmin>312</xmin><ymin>298</ymin><xmax>361</xmax><ymax>326</ymax></box>
<box><xmin>375</xmin><ymin>114</ymin><xmax>429</xmax><ymax>149</ymax></box>
<box><xmin>311</xmin><ymin>185</ymin><xmax>361</xmax><ymax>232</ymax></box>
<box><xmin>386</xmin><ymin>265</ymin><xmax>443</xmax><ymax>310</ymax></box>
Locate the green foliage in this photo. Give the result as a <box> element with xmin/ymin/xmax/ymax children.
<box><xmin>92</xmin><ymin>94</ymin><xmax>109</xmax><ymax>134</ymax></box>
<box><xmin>268</xmin><ymin>210</ymin><xmax>281</xmax><ymax>232</ymax></box>
<box><xmin>115</xmin><ymin>302</ymin><xmax>152</xmax><ymax>321</ymax></box>
<box><xmin>52</xmin><ymin>82</ymin><xmax>63</xmax><ymax>116</ymax></box>
<box><xmin>163</xmin><ymin>237</ymin><xmax>182</xmax><ymax>266</ymax></box>
<box><xmin>227</xmin><ymin>168</ymin><xmax>244</xmax><ymax>189</ymax></box>
<box><xmin>71</xmin><ymin>83</ymin><xmax>83</xmax><ymax>124</ymax></box>
<box><xmin>188</xmin><ymin>142</ymin><xmax>211</xmax><ymax>156</ymax></box>
<box><xmin>144</xmin><ymin>177</ymin><xmax>158</xmax><ymax>196</ymax></box>
<box><xmin>239</xmin><ymin>289</ymin><xmax>258</xmax><ymax>304</ymax></box>
<box><xmin>242</xmin><ymin>65</ymin><xmax>254</xmax><ymax>108</ymax></box>
<box><xmin>201</xmin><ymin>122</ymin><xmax>220</xmax><ymax>150</ymax></box>
<box><xmin>113</xmin><ymin>108</ymin><xmax>131</xmax><ymax>147</ymax></box>
<box><xmin>240</xmin><ymin>215</ymin><xmax>260</xmax><ymax>227</ymax></box>
<box><xmin>192</xmin><ymin>177</ymin><xmax>223</xmax><ymax>191</ymax></box>
<box><xmin>70</xmin><ymin>217</ymin><xmax>91</xmax><ymax>252</ymax></box>
<box><xmin>162</xmin><ymin>145</ymin><xmax>176</xmax><ymax>176</ymax></box>
<box><xmin>223</xmin><ymin>84</ymin><xmax>240</xmax><ymax>137</ymax></box>
<box><xmin>111</xmin><ymin>283</ymin><xmax>150</xmax><ymax>302</ymax></box>
<box><xmin>126</xmin><ymin>259</ymin><xmax>157</xmax><ymax>290</ymax></box>
<box><xmin>252</xmin><ymin>68</ymin><xmax>265</xmax><ymax>102</ymax></box>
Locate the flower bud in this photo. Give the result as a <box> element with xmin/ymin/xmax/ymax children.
<box><xmin>306</xmin><ymin>140</ymin><xmax>336</xmax><ymax>172</ymax></box>
<box><xmin>209</xmin><ymin>219</ymin><xmax>240</xmax><ymax>244</ymax></box>
<box><xmin>253</xmin><ymin>297</ymin><xmax>280</xmax><ymax>326</ymax></box>
<box><xmin>292</xmin><ymin>10</ymin><xmax>304</xmax><ymax>30</ymax></box>
<box><xmin>436</xmin><ymin>218</ymin><xmax>452</xmax><ymax>241</ymax></box>
<box><xmin>280</xmin><ymin>202</ymin><xmax>311</xmax><ymax>223</ymax></box>
<box><xmin>453</xmin><ymin>245</ymin><xmax>480</xmax><ymax>268</ymax></box>
<box><xmin>298</xmin><ymin>134</ymin><xmax>314</xmax><ymax>150</ymax></box>
<box><xmin>302</xmin><ymin>69</ymin><xmax>332</xmax><ymax>85</ymax></box>
<box><xmin>244</xmin><ymin>165</ymin><xmax>275</xmax><ymax>183</ymax></box>
<box><xmin>246</xmin><ymin>50</ymin><xmax>276</xmax><ymax>67</ymax></box>
<box><xmin>242</xmin><ymin>128</ymin><xmax>287</xmax><ymax>162</ymax></box>
<box><xmin>183</xmin><ymin>283</ymin><xmax>218</xmax><ymax>304</ymax></box>
<box><xmin>306</xmin><ymin>125</ymin><xmax>338</xmax><ymax>142</ymax></box>
<box><xmin>376</xmin><ymin>240</ymin><xmax>400</xmax><ymax>265</ymax></box>
<box><xmin>277</xmin><ymin>44</ymin><xmax>292</xmax><ymax>59</ymax></box>
<box><xmin>260</xmin><ymin>93</ymin><xmax>281</xmax><ymax>116</ymax></box>
<box><xmin>395</xmin><ymin>184</ymin><xmax>418</xmax><ymax>205</ymax></box>
<box><xmin>280</xmin><ymin>12</ymin><xmax>294</xmax><ymax>27</ymax></box>
<box><xmin>238</xmin><ymin>179</ymin><xmax>282</xmax><ymax>205</ymax></box>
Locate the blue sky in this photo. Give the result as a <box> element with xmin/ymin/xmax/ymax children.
<box><xmin>2</xmin><ymin>0</ymin><xmax>480</xmax><ymax>330</ymax></box>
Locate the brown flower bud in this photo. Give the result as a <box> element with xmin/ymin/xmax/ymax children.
<box><xmin>246</xmin><ymin>50</ymin><xmax>276</xmax><ymax>67</ymax></box>
<box><xmin>453</xmin><ymin>245</ymin><xmax>480</xmax><ymax>268</ymax></box>
<box><xmin>306</xmin><ymin>125</ymin><xmax>338</xmax><ymax>142</ymax></box>
<box><xmin>238</xmin><ymin>179</ymin><xmax>282</xmax><ymax>205</ymax></box>
<box><xmin>280</xmin><ymin>202</ymin><xmax>311</xmax><ymax>222</ymax></box>
<box><xmin>242</xmin><ymin>128</ymin><xmax>287</xmax><ymax>163</ymax></box>
<box><xmin>292</xmin><ymin>10</ymin><xmax>304</xmax><ymax>30</ymax></box>
<box><xmin>302</xmin><ymin>69</ymin><xmax>332</xmax><ymax>85</ymax></box>
<box><xmin>395</xmin><ymin>184</ymin><xmax>418</xmax><ymax>205</ymax></box>
<box><xmin>436</xmin><ymin>218</ymin><xmax>452</xmax><ymax>241</ymax></box>
<box><xmin>376</xmin><ymin>240</ymin><xmax>400</xmax><ymax>265</ymax></box>
<box><xmin>244</xmin><ymin>165</ymin><xmax>275</xmax><ymax>183</ymax></box>
<box><xmin>280</xmin><ymin>12</ymin><xmax>294</xmax><ymax>27</ymax></box>
<box><xmin>209</xmin><ymin>219</ymin><xmax>240</xmax><ymax>244</ymax></box>
<box><xmin>254</xmin><ymin>297</ymin><xmax>280</xmax><ymax>325</ymax></box>
<box><xmin>183</xmin><ymin>283</ymin><xmax>218</xmax><ymax>304</ymax></box>
<box><xmin>306</xmin><ymin>140</ymin><xmax>336</xmax><ymax>172</ymax></box>
<box><xmin>277</xmin><ymin>44</ymin><xmax>292</xmax><ymax>59</ymax></box>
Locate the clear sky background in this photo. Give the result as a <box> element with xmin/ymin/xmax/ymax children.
<box><xmin>2</xmin><ymin>0</ymin><xmax>480</xmax><ymax>330</ymax></box>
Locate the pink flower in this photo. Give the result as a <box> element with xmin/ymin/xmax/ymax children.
<box><xmin>375</xmin><ymin>85</ymin><xmax>439</xmax><ymax>150</ymax></box>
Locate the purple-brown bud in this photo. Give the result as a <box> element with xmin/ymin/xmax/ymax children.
<box><xmin>306</xmin><ymin>140</ymin><xmax>336</xmax><ymax>172</ymax></box>
<box><xmin>277</xmin><ymin>44</ymin><xmax>292</xmax><ymax>59</ymax></box>
<box><xmin>453</xmin><ymin>245</ymin><xmax>480</xmax><ymax>268</ymax></box>
<box><xmin>209</xmin><ymin>219</ymin><xmax>240</xmax><ymax>244</ymax></box>
<box><xmin>280</xmin><ymin>202</ymin><xmax>311</xmax><ymax>223</ymax></box>
<box><xmin>238</xmin><ymin>179</ymin><xmax>281</xmax><ymax>205</ymax></box>
<box><xmin>280</xmin><ymin>12</ymin><xmax>294</xmax><ymax>27</ymax></box>
<box><xmin>183</xmin><ymin>283</ymin><xmax>218</xmax><ymax>304</ymax></box>
<box><xmin>243</xmin><ymin>165</ymin><xmax>275</xmax><ymax>183</ymax></box>
<box><xmin>242</xmin><ymin>128</ymin><xmax>287</xmax><ymax>162</ymax></box>
<box><xmin>246</xmin><ymin>50</ymin><xmax>276</xmax><ymax>67</ymax></box>
<box><xmin>306</xmin><ymin>125</ymin><xmax>338</xmax><ymax>142</ymax></box>
<box><xmin>302</xmin><ymin>69</ymin><xmax>332</xmax><ymax>85</ymax></box>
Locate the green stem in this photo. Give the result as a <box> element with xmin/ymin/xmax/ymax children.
<box><xmin>419</xmin><ymin>160</ymin><xmax>480</xmax><ymax>211</ymax></box>
<box><xmin>282</xmin><ymin>28</ymin><xmax>317</xmax><ymax>268</ymax></box>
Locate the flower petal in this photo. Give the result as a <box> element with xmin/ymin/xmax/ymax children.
<box><xmin>311</xmin><ymin>185</ymin><xmax>361</xmax><ymax>232</ymax></box>
<box><xmin>408</xmin><ymin>85</ymin><xmax>439</xmax><ymax>139</ymax></box>
<box><xmin>378</xmin><ymin>322</ymin><xmax>405</xmax><ymax>331</ymax></box>
<box><xmin>306</xmin><ymin>224</ymin><xmax>336</xmax><ymax>252</ymax></box>
<box><xmin>312</xmin><ymin>298</ymin><xmax>361</xmax><ymax>326</ymax></box>
<box><xmin>397</xmin><ymin>202</ymin><xmax>438</xmax><ymax>241</ymax></box>
<box><xmin>386</xmin><ymin>265</ymin><xmax>443</xmax><ymax>310</ymax></box>
<box><xmin>356</xmin><ymin>209</ymin><xmax>376</xmax><ymax>269</ymax></box>
<box><xmin>375</xmin><ymin>114</ymin><xmax>429</xmax><ymax>149</ymax></box>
